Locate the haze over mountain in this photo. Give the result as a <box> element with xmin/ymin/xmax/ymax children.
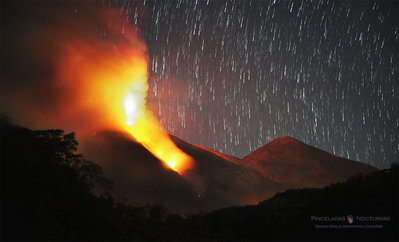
<box><xmin>81</xmin><ymin>130</ymin><xmax>377</xmax><ymax>213</ymax></box>
<box><xmin>240</xmin><ymin>136</ymin><xmax>378</xmax><ymax>188</ymax></box>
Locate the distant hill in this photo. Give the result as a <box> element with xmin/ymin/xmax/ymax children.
<box><xmin>239</xmin><ymin>136</ymin><xmax>378</xmax><ymax>188</ymax></box>
<box><xmin>171</xmin><ymin>135</ymin><xmax>285</xmax><ymax>206</ymax></box>
<box><xmin>81</xmin><ymin>131</ymin><xmax>285</xmax><ymax>213</ymax></box>
<box><xmin>81</xmin><ymin>132</ymin><xmax>378</xmax><ymax>213</ymax></box>
<box><xmin>2</xmin><ymin>119</ymin><xmax>397</xmax><ymax>241</ymax></box>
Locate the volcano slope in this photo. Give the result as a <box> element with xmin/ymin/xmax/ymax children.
<box><xmin>1</xmin><ymin>120</ymin><xmax>393</xmax><ymax>241</ymax></box>
<box><xmin>237</xmin><ymin>136</ymin><xmax>378</xmax><ymax>189</ymax></box>
<box><xmin>81</xmin><ymin>131</ymin><xmax>284</xmax><ymax>214</ymax></box>
<box><xmin>81</xmin><ymin>132</ymin><xmax>377</xmax><ymax>213</ymax></box>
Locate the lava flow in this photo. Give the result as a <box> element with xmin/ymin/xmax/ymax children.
<box><xmin>46</xmin><ymin>7</ymin><xmax>193</xmax><ymax>174</ymax></box>
<box><xmin>121</xmin><ymin>53</ymin><xmax>194</xmax><ymax>174</ymax></box>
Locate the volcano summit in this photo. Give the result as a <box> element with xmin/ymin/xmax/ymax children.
<box><xmin>81</xmin><ymin>131</ymin><xmax>377</xmax><ymax>213</ymax></box>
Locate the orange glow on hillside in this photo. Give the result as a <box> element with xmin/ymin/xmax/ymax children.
<box><xmin>51</xmin><ymin>8</ymin><xmax>193</xmax><ymax>174</ymax></box>
<box><xmin>121</xmin><ymin>54</ymin><xmax>194</xmax><ymax>174</ymax></box>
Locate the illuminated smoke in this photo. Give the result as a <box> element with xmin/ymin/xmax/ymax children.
<box><xmin>3</xmin><ymin>3</ymin><xmax>193</xmax><ymax>174</ymax></box>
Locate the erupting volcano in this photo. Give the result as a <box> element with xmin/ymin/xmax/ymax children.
<box><xmin>121</xmin><ymin>48</ymin><xmax>193</xmax><ymax>174</ymax></box>
<box><xmin>3</xmin><ymin>3</ymin><xmax>194</xmax><ymax>175</ymax></box>
<box><xmin>2</xmin><ymin>1</ymin><xmax>397</xmax><ymax>240</ymax></box>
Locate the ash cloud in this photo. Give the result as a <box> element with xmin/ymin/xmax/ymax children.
<box><xmin>1</xmin><ymin>1</ymin><xmax>270</xmax><ymax>213</ymax></box>
<box><xmin>1</xmin><ymin>1</ymin><xmax>146</xmax><ymax>134</ymax></box>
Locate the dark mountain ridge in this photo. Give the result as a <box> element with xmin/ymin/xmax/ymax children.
<box><xmin>240</xmin><ymin>136</ymin><xmax>377</xmax><ymax>188</ymax></box>
<box><xmin>81</xmin><ymin>131</ymin><xmax>377</xmax><ymax>213</ymax></box>
<box><xmin>81</xmin><ymin>131</ymin><xmax>285</xmax><ymax>213</ymax></box>
<box><xmin>2</xmin><ymin>119</ymin><xmax>396</xmax><ymax>241</ymax></box>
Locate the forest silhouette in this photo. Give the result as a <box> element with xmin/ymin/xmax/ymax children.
<box><xmin>1</xmin><ymin>116</ymin><xmax>397</xmax><ymax>241</ymax></box>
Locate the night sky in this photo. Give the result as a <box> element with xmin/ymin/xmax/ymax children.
<box><xmin>2</xmin><ymin>0</ymin><xmax>398</xmax><ymax>169</ymax></box>
<box><xmin>137</xmin><ymin>0</ymin><xmax>398</xmax><ymax>169</ymax></box>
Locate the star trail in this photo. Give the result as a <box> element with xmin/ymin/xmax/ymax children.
<box><xmin>2</xmin><ymin>0</ymin><xmax>398</xmax><ymax>169</ymax></box>
<box><xmin>130</xmin><ymin>0</ymin><xmax>398</xmax><ymax>169</ymax></box>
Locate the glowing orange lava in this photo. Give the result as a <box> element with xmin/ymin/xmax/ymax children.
<box><xmin>49</xmin><ymin>8</ymin><xmax>193</xmax><ymax>174</ymax></box>
<box><xmin>121</xmin><ymin>54</ymin><xmax>194</xmax><ymax>174</ymax></box>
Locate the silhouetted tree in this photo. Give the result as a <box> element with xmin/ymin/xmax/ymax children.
<box><xmin>1</xmin><ymin>115</ymin><xmax>397</xmax><ymax>241</ymax></box>
<box><xmin>1</xmin><ymin>117</ymin><xmax>119</xmax><ymax>240</ymax></box>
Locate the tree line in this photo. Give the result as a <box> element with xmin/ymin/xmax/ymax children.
<box><xmin>1</xmin><ymin>116</ymin><xmax>397</xmax><ymax>241</ymax></box>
